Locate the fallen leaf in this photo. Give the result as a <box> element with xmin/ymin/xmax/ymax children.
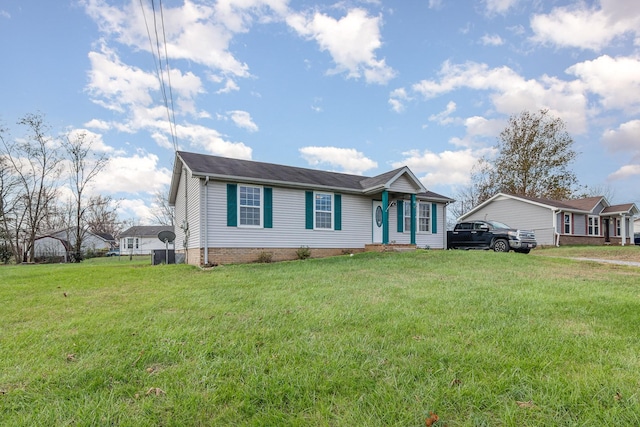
<box><xmin>66</xmin><ymin>353</ymin><xmax>76</xmax><ymax>362</ymax></box>
<box><xmin>615</xmin><ymin>392</ymin><xmax>622</xmax><ymax>401</ymax></box>
<box><xmin>146</xmin><ymin>387</ymin><xmax>165</xmax><ymax>396</ymax></box>
<box><xmin>63</xmin><ymin>292</ymin><xmax>67</xmax><ymax>297</ymax></box>
<box><xmin>425</xmin><ymin>411</ymin><xmax>439</xmax><ymax>426</ymax></box>
<box><xmin>450</xmin><ymin>378</ymin><xmax>462</xmax><ymax>386</ymax></box>
<box><xmin>516</xmin><ymin>400</ymin><xmax>536</xmax><ymax>408</ymax></box>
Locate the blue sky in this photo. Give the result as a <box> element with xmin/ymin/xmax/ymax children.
<box><xmin>1</xmin><ymin>0</ymin><xmax>639</xmax><ymax>222</ymax></box>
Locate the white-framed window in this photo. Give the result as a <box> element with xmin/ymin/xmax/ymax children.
<box><xmin>418</xmin><ymin>202</ymin><xmax>431</xmax><ymax>233</ymax></box>
<box><xmin>403</xmin><ymin>201</ymin><xmax>411</xmax><ymax>232</ymax></box>
<box><xmin>239</xmin><ymin>185</ymin><xmax>262</xmax><ymax>227</ymax></box>
<box><xmin>564</xmin><ymin>213</ymin><xmax>571</xmax><ymax>234</ymax></box>
<box><xmin>314</xmin><ymin>192</ymin><xmax>333</xmax><ymax>230</ymax></box>
<box><xmin>126</xmin><ymin>237</ymin><xmax>138</xmax><ymax>249</ymax></box>
<box><xmin>588</xmin><ymin>216</ymin><xmax>600</xmax><ymax>236</ymax></box>
<box><xmin>616</xmin><ymin>219</ymin><xmax>621</xmax><ymax>236</ymax></box>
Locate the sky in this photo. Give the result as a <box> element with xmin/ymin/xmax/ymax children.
<box><xmin>1</xmin><ymin>0</ymin><xmax>640</xmax><ymax>223</ymax></box>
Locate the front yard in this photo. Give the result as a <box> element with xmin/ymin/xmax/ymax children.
<box><xmin>1</xmin><ymin>247</ymin><xmax>639</xmax><ymax>426</ymax></box>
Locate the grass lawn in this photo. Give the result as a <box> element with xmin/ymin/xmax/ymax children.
<box><xmin>1</xmin><ymin>248</ymin><xmax>640</xmax><ymax>426</ymax></box>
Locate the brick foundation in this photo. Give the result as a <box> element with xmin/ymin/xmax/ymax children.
<box><xmin>558</xmin><ymin>235</ymin><xmax>632</xmax><ymax>246</ymax></box>
<box><xmin>178</xmin><ymin>247</ymin><xmax>365</xmax><ymax>266</ymax></box>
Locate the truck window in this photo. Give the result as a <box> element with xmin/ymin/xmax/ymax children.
<box><xmin>457</xmin><ymin>223</ymin><xmax>472</xmax><ymax>230</ymax></box>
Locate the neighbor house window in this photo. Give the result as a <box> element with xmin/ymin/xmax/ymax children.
<box><xmin>588</xmin><ymin>216</ymin><xmax>600</xmax><ymax>236</ymax></box>
<box><xmin>126</xmin><ymin>238</ymin><xmax>138</xmax><ymax>249</ymax></box>
<box><xmin>564</xmin><ymin>214</ymin><xmax>571</xmax><ymax>234</ymax></box>
<box><xmin>418</xmin><ymin>202</ymin><xmax>431</xmax><ymax>233</ymax></box>
<box><xmin>314</xmin><ymin>193</ymin><xmax>333</xmax><ymax>229</ymax></box>
<box><xmin>239</xmin><ymin>185</ymin><xmax>262</xmax><ymax>227</ymax></box>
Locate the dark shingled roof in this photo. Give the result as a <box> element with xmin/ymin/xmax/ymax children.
<box><xmin>171</xmin><ymin>151</ymin><xmax>454</xmax><ymax>203</ymax></box>
<box><xmin>120</xmin><ymin>225</ymin><xmax>174</xmax><ymax>238</ymax></box>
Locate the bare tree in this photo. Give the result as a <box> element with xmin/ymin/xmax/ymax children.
<box><xmin>62</xmin><ymin>131</ymin><xmax>109</xmax><ymax>261</ymax></box>
<box><xmin>149</xmin><ymin>190</ymin><xmax>174</xmax><ymax>226</ymax></box>
<box><xmin>0</xmin><ymin>150</ymin><xmax>22</xmax><ymax>262</ymax></box>
<box><xmin>471</xmin><ymin>109</ymin><xmax>579</xmax><ymax>206</ymax></box>
<box><xmin>1</xmin><ymin>113</ymin><xmax>61</xmax><ymax>262</ymax></box>
<box><xmin>86</xmin><ymin>195</ymin><xmax>121</xmax><ymax>237</ymax></box>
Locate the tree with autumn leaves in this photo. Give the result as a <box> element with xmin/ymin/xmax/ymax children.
<box><xmin>453</xmin><ymin>109</ymin><xmax>580</xmax><ymax>218</ymax></box>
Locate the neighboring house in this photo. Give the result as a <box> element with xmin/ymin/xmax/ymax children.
<box><xmin>168</xmin><ymin>151</ymin><xmax>454</xmax><ymax>265</ymax></box>
<box><xmin>34</xmin><ymin>229</ymin><xmax>116</xmax><ymax>261</ymax></box>
<box><xmin>458</xmin><ymin>193</ymin><xmax>639</xmax><ymax>246</ymax></box>
<box><xmin>119</xmin><ymin>225</ymin><xmax>175</xmax><ymax>255</ymax></box>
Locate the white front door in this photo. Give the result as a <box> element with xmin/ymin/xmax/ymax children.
<box><xmin>372</xmin><ymin>201</ymin><xmax>383</xmax><ymax>243</ymax></box>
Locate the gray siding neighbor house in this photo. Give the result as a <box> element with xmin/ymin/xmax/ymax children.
<box><xmin>458</xmin><ymin>193</ymin><xmax>639</xmax><ymax>246</ymax></box>
<box><xmin>168</xmin><ymin>151</ymin><xmax>454</xmax><ymax>265</ymax></box>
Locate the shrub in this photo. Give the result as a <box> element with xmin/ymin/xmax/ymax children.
<box><xmin>257</xmin><ymin>251</ymin><xmax>273</xmax><ymax>263</ymax></box>
<box><xmin>296</xmin><ymin>246</ymin><xmax>311</xmax><ymax>260</ymax></box>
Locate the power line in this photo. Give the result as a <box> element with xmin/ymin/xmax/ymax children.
<box><xmin>139</xmin><ymin>0</ymin><xmax>178</xmax><ymax>152</ymax></box>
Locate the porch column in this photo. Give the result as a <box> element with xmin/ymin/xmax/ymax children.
<box><xmin>382</xmin><ymin>190</ymin><xmax>389</xmax><ymax>244</ymax></box>
<box><xmin>410</xmin><ymin>194</ymin><xmax>417</xmax><ymax>245</ymax></box>
<box><xmin>621</xmin><ymin>214</ymin><xmax>626</xmax><ymax>246</ymax></box>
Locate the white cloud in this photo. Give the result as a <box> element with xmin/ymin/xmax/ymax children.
<box><xmin>484</xmin><ymin>0</ymin><xmax>519</xmax><ymax>15</ymax></box>
<box><xmin>287</xmin><ymin>8</ymin><xmax>396</xmax><ymax>84</ymax></box>
<box><xmin>566</xmin><ymin>55</ymin><xmax>640</xmax><ymax>114</ymax></box>
<box><xmin>227</xmin><ymin>110</ymin><xmax>259</xmax><ymax>132</ymax></box>
<box><xmin>388</xmin><ymin>87</ymin><xmax>410</xmax><ymax>112</ymax></box>
<box><xmin>178</xmin><ymin>123</ymin><xmax>252</xmax><ymax>159</ymax></box>
<box><xmin>391</xmin><ymin>149</ymin><xmax>481</xmax><ymax>187</ymax></box>
<box><xmin>84</xmin><ymin>119</ymin><xmax>111</xmax><ymax>131</ymax></box>
<box><xmin>530</xmin><ymin>1</ymin><xmax>640</xmax><ymax>51</ymax></box>
<box><xmin>65</xmin><ymin>128</ymin><xmax>115</xmax><ymax>154</ymax></box>
<box><xmin>117</xmin><ymin>198</ymin><xmax>155</xmax><ymax>224</ymax></box>
<box><xmin>602</xmin><ymin>119</ymin><xmax>640</xmax><ymax>154</ymax></box>
<box><xmin>91</xmin><ymin>152</ymin><xmax>171</xmax><ymax>195</ymax></box>
<box><xmin>0</xmin><ymin>9</ymin><xmax>11</xmax><ymax>19</ymax></box>
<box><xmin>480</xmin><ymin>34</ymin><xmax>504</xmax><ymax>46</ymax></box>
<box><xmin>429</xmin><ymin>101</ymin><xmax>457</xmax><ymax>125</ymax></box>
<box><xmin>299</xmin><ymin>146</ymin><xmax>377</xmax><ymax>175</ymax></box>
<box><xmin>608</xmin><ymin>164</ymin><xmax>640</xmax><ymax>181</ymax></box>
<box><xmin>411</xmin><ymin>60</ymin><xmax>589</xmax><ymax>134</ymax></box>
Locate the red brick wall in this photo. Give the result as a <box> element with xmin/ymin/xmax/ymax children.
<box><xmin>178</xmin><ymin>247</ymin><xmax>364</xmax><ymax>266</ymax></box>
<box><xmin>558</xmin><ymin>235</ymin><xmax>632</xmax><ymax>246</ymax></box>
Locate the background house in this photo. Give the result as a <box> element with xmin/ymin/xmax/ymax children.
<box><xmin>458</xmin><ymin>193</ymin><xmax>639</xmax><ymax>246</ymax></box>
<box><xmin>169</xmin><ymin>151</ymin><xmax>454</xmax><ymax>265</ymax></box>
<box><xmin>119</xmin><ymin>225</ymin><xmax>175</xmax><ymax>256</ymax></box>
<box><xmin>34</xmin><ymin>229</ymin><xmax>115</xmax><ymax>261</ymax></box>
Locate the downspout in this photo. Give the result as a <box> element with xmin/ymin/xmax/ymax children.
<box><xmin>552</xmin><ymin>209</ymin><xmax>559</xmax><ymax>247</ymax></box>
<box><xmin>204</xmin><ymin>176</ymin><xmax>209</xmax><ymax>265</ymax></box>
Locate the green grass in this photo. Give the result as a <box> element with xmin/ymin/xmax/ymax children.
<box><xmin>2</xmin><ymin>249</ymin><xmax>640</xmax><ymax>426</ymax></box>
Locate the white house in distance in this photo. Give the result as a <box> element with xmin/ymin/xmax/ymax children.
<box><xmin>34</xmin><ymin>229</ymin><xmax>115</xmax><ymax>261</ymax></box>
<box><xmin>168</xmin><ymin>151</ymin><xmax>454</xmax><ymax>265</ymax></box>
<box><xmin>119</xmin><ymin>225</ymin><xmax>175</xmax><ymax>255</ymax></box>
<box><xmin>458</xmin><ymin>193</ymin><xmax>639</xmax><ymax>246</ymax></box>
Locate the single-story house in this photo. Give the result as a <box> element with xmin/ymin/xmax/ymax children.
<box><xmin>119</xmin><ymin>225</ymin><xmax>175</xmax><ymax>255</ymax></box>
<box><xmin>458</xmin><ymin>193</ymin><xmax>639</xmax><ymax>246</ymax></box>
<box><xmin>34</xmin><ymin>229</ymin><xmax>115</xmax><ymax>261</ymax></box>
<box><xmin>168</xmin><ymin>151</ymin><xmax>454</xmax><ymax>265</ymax></box>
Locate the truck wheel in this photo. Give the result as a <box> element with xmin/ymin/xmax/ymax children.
<box><xmin>493</xmin><ymin>239</ymin><xmax>509</xmax><ymax>252</ymax></box>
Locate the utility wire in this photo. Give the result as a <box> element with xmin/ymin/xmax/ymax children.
<box><xmin>139</xmin><ymin>0</ymin><xmax>178</xmax><ymax>152</ymax></box>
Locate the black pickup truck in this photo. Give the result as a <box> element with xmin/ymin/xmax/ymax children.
<box><xmin>447</xmin><ymin>220</ymin><xmax>537</xmax><ymax>253</ymax></box>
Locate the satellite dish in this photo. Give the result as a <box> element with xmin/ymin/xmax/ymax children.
<box><xmin>158</xmin><ymin>230</ymin><xmax>176</xmax><ymax>243</ymax></box>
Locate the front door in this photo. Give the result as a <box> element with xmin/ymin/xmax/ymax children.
<box><xmin>372</xmin><ymin>201</ymin><xmax>383</xmax><ymax>243</ymax></box>
<box><xmin>603</xmin><ymin>218</ymin><xmax>610</xmax><ymax>242</ymax></box>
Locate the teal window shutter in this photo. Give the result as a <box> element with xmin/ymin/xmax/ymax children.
<box><xmin>397</xmin><ymin>200</ymin><xmax>404</xmax><ymax>232</ymax></box>
<box><xmin>334</xmin><ymin>194</ymin><xmax>342</xmax><ymax>230</ymax></box>
<box><xmin>431</xmin><ymin>203</ymin><xmax>437</xmax><ymax>233</ymax></box>
<box><xmin>305</xmin><ymin>191</ymin><xmax>313</xmax><ymax>229</ymax></box>
<box><xmin>227</xmin><ymin>184</ymin><xmax>237</xmax><ymax>227</ymax></box>
<box><xmin>264</xmin><ymin>187</ymin><xmax>273</xmax><ymax>228</ymax></box>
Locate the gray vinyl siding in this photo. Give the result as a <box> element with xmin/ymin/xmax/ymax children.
<box><xmin>174</xmin><ymin>172</ymin><xmax>201</xmax><ymax>250</ymax></box>
<box><xmin>462</xmin><ymin>197</ymin><xmax>556</xmax><ymax>245</ymax></box>
<box><xmin>389</xmin><ymin>175</ymin><xmax>419</xmax><ymax>193</ymax></box>
<box><xmin>204</xmin><ymin>181</ymin><xmax>371</xmax><ymax>248</ymax></box>
<box><xmin>388</xmin><ymin>202</ymin><xmax>447</xmax><ymax>249</ymax></box>
<box><xmin>573</xmin><ymin>214</ymin><xmax>587</xmax><ymax>236</ymax></box>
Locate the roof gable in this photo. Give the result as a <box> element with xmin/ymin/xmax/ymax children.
<box><xmin>120</xmin><ymin>225</ymin><xmax>174</xmax><ymax>238</ymax></box>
